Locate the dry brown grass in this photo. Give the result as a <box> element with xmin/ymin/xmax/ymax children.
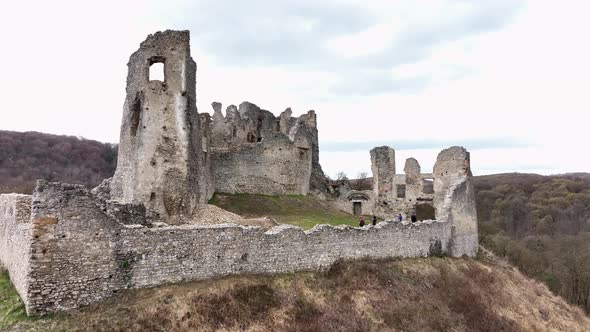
<box><xmin>8</xmin><ymin>256</ymin><xmax>590</xmax><ymax>332</ymax></box>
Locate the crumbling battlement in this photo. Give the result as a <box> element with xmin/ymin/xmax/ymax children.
<box><xmin>1</xmin><ymin>181</ymin><xmax>453</xmax><ymax>315</ymax></box>
<box><xmin>207</xmin><ymin>101</ymin><xmax>323</xmax><ymax>195</ymax></box>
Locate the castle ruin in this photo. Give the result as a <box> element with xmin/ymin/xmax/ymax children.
<box><xmin>0</xmin><ymin>30</ymin><xmax>478</xmax><ymax>315</ymax></box>
<box><xmin>208</xmin><ymin>101</ymin><xmax>322</xmax><ymax>196</ymax></box>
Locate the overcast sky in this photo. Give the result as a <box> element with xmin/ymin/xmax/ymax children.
<box><xmin>1</xmin><ymin>0</ymin><xmax>589</xmax><ymax>178</ymax></box>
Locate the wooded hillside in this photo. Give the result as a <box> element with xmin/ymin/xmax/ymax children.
<box><xmin>0</xmin><ymin>130</ymin><xmax>117</xmax><ymax>194</ymax></box>
<box><xmin>475</xmin><ymin>173</ymin><xmax>590</xmax><ymax>313</ymax></box>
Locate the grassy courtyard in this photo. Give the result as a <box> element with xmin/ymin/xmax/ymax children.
<box><xmin>209</xmin><ymin>193</ymin><xmax>366</xmax><ymax>229</ymax></box>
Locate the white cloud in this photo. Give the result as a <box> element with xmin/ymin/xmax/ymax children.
<box><xmin>0</xmin><ymin>0</ymin><xmax>588</xmax><ymax>178</ymax></box>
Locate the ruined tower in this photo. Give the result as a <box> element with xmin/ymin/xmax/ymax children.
<box><xmin>433</xmin><ymin>146</ymin><xmax>478</xmax><ymax>257</ymax></box>
<box><xmin>370</xmin><ymin>146</ymin><xmax>396</xmax><ymax>200</ymax></box>
<box><xmin>110</xmin><ymin>30</ymin><xmax>210</xmax><ymax>222</ymax></box>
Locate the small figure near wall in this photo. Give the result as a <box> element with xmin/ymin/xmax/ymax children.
<box><xmin>398</xmin><ymin>214</ymin><xmax>403</xmax><ymax>222</ymax></box>
<box><xmin>411</xmin><ymin>215</ymin><xmax>417</xmax><ymax>223</ymax></box>
<box><xmin>359</xmin><ymin>217</ymin><xmax>365</xmax><ymax>227</ymax></box>
<box><xmin>372</xmin><ymin>215</ymin><xmax>377</xmax><ymax>226</ymax></box>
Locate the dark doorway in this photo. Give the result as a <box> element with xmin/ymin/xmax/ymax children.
<box><xmin>353</xmin><ymin>202</ymin><xmax>362</xmax><ymax>216</ymax></box>
<box><xmin>415</xmin><ymin>203</ymin><xmax>435</xmax><ymax>221</ymax></box>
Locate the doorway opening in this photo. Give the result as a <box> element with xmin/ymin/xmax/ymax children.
<box><xmin>353</xmin><ymin>202</ymin><xmax>362</xmax><ymax>216</ymax></box>
<box><xmin>415</xmin><ymin>203</ymin><xmax>435</xmax><ymax>221</ymax></box>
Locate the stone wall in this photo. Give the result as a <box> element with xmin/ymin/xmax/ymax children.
<box><xmin>433</xmin><ymin>147</ymin><xmax>478</xmax><ymax>257</ymax></box>
<box><xmin>0</xmin><ymin>194</ymin><xmax>32</xmax><ymax>302</ymax></box>
<box><xmin>3</xmin><ymin>180</ymin><xmax>457</xmax><ymax>315</ymax></box>
<box><xmin>208</xmin><ymin>102</ymin><xmax>320</xmax><ymax>195</ymax></box>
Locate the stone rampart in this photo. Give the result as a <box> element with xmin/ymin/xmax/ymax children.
<box><xmin>1</xmin><ymin>181</ymin><xmax>453</xmax><ymax>315</ymax></box>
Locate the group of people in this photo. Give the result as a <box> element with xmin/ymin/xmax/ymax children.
<box><xmin>358</xmin><ymin>213</ymin><xmax>417</xmax><ymax>227</ymax></box>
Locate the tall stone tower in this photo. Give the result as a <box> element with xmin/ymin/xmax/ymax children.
<box><xmin>370</xmin><ymin>146</ymin><xmax>395</xmax><ymax>200</ymax></box>
<box><xmin>110</xmin><ymin>30</ymin><xmax>210</xmax><ymax>223</ymax></box>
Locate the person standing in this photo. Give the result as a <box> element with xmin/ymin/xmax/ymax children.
<box><xmin>359</xmin><ymin>217</ymin><xmax>365</xmax><ymax>227</ymax></box>
<box><xmin>398</xmin><ymin>214</ymin><xmax>403</xmax><ymax>222</ymax></box>
<box><xmin>411</xmin><ymin>215</ymin><xmax>417</xmax><ymax>223</ymax></box>
<box><xmin>371</xmin><ymin>215</ymin><xmax>377</xmax><ymax>226</ymax></box>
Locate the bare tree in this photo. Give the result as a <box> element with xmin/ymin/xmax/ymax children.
<box><xmin>352</xmin><ymin>171</ymin><xmax>370</xmax><ymax>190</ymax></box>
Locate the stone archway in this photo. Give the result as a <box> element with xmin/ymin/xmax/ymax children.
<box><xmin>346</xmin><ymin>191</ymin><xmax>371</xmax><ymax>216</ymax></box>
<box><xmin>415</xmin><ymin>203</ymin><xmax>435</xmax><ymax>221</ymax></box>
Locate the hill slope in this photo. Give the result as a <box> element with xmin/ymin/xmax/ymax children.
<box><xmin>0</xmin><ymin>130</ymin><xmax>117</xmax><ymax>194</ymax></box>
<box><xmin>3</xmin><ymin>255</ymin><xmax>589</xmax><ymax>331</ymax></box>
<box><xmin>474</xmin><ymin>173</ymin><xmax>590</xmax><ymax>313</ymax></box>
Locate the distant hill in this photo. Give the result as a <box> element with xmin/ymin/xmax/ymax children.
<box><xmin>0</xmin><ymin>130</ymin><xmax>117</xmax><ymax>194</ymax></box>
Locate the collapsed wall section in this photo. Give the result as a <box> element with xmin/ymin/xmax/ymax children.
<box><xmin>0</xmin><ymin>194</ymin><xmax>32</xmax><ymax>303</ymax></box>
<box><xmin>26</xmin><ymin>180</ymin><xmax>453</xmax><ymax>314</ymax></box>
<box><xmin>209</xmin><ymin>102</ymin><xmax>320</xmax><ymax>195</ymax></box>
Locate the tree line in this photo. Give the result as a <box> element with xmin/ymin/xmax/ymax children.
<box><xmin>0</xmin><ymin>130</ymin><xmax>117</xmax><ymax>194</ymax></box>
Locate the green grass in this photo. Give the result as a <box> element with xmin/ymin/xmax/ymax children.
<box><xmin>0</xmin><ymin>269</ymin><xmax>29</xmax><ymax>329</ymax></box>
<box><xmin>209</xmin><ymin>193</ymin><xmax>368</xmax><ymax>229</ymax></box>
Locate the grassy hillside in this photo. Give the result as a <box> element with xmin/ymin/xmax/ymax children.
<box><xmin>3</xmin><ymin>255</ymin><xmax>589</xmax><ymax>331</ymax></box>
<box><xmin>209</xmin><ymin>193</ymin><xmax>366</xmax><ymax>229</ymax></box>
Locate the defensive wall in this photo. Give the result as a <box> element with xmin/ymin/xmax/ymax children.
<box><xmin>1</xmin><ymin>181</ymin><xmax>454</xmax><ymax>315</ymax></box>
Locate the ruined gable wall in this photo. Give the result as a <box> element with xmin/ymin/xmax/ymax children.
<box><xmin>209</xmin><ymin>102</ymin><xmax>315</xmax><ymax>195</ymax></box>
<box><xmin>0</xmin><ymin>194</ymin><xmax>32</xmax><ymax>302</ymax></box>
<box><xmin>25</xmin><ymin>181</ymin><xmax>453</xmax><ymax>314</ymax></box>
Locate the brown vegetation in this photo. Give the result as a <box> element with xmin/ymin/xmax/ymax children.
<box><xmin>7</xmin><ymin>256</ymin><xmax>589</xmax><ymax>331</ymax></box>
<box><xmin>0</xmin><ymin>130</ymin><xmax>117</xmax><ymax>194</ymax></box>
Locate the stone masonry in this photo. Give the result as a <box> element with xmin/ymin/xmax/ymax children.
<box><xmin>208</xmin><ymin>102</ymin><xmax>321</xmax><ymax>195</ymax></box>
<box><xmin>334</xmin><ymin>145</ymin><xmax>478</xmax><ymax>256</ymax></box>
<box><xmin>1</xmin><ymin>181</ymin><xmax>453</xmax><ymax>314</ymax></box>
<box><xmin>0</xmin><ymin>30</ymin><xmax>479</xmax><ymax>315</ymax></box>
<box><xmin>110</xmin><ymin>30</ymin><xmax>211</xmax><ymax>224</ymax></box>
